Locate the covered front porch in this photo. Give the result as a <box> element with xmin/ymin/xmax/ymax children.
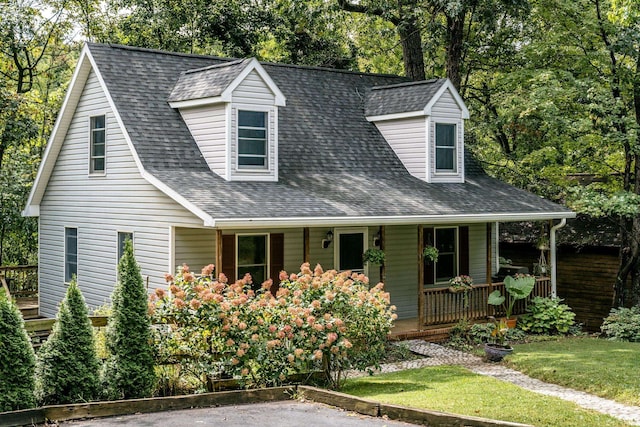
<box><xmin>390</xmin><ymin>276</ymin><xmax>552</xmax><ymax>340</ymax></box>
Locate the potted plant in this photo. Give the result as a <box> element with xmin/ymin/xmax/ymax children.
<box><xmin>484</xmin><ymin>317</ymin><xmax>513</xmax><ymax>362</ymax></box>
<box><xmin>422</xmin><ymin>245</ymin><xmax>439</xmax><ymax>263</ymax></box>
<box><xmin>448</xmin><ymin>275</ymin><xmax>473</xmax><ymax>293</ymax></box>
<box><xmin>488</xmin><ymin>273</ymin><xmax>536</xmax><ymax>328</ymax></box>
<box><xmin>362</xmin><ymin>248</ymin><xmax>385</xmax><ymax>265</ymax></box>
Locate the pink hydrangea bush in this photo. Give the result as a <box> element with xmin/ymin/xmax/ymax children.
<box><xmin>149</xmin><ymin>263</ymin><xmax>396</xmax><ymax>390</ymax></box>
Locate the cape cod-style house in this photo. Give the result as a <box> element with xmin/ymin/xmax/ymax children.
<box><xmin>24</xmin><ymin>43</ymin><xmax>575</xmax><ymax>335</ymax></box>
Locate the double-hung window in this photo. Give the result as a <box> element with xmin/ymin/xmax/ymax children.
<box><xmin>237</xmin><ymin>234</ymin><xmax>268</xmax><ymax>288</ymax></box>
<box><xmin>65</xmin><ymin>227</ymin><xmax>78</xmax><ymax>283</ymax></box>
<box><xmin>435</xmin><ymin>227</ymin><xmax>458</xmax><ymax>283</ymax></box>
<box><xmin>238</xmin><ymin>110</ymin><xmax>267</xmax><ymax>169</ymax></box>
<box><xmin>90</xmin><ymin>115</ymin><xmax>106</xmax><ymax>174</ymax></box>
<box><xmin>435</xmin><ymin>123</ymin><xmax>456</xmax><ymax>172</ymax></box>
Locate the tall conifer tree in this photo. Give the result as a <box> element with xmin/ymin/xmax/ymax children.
<box><xmin>103</xmin><ymin>239</ymin><xmax>156</xmax><ymax>399</ymax></box>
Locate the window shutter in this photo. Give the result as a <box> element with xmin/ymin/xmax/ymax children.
<box><xmin>423</xmin><ymin>227</ymin><xmax>435</xmax><ymax>285</ymax></box>
<box><xmin>459</xmin><ymin>226</ymin><xmax>470</xmax><ymax>276</ymax></box>
<box><xmin>269</xmin><ymin>233</ymin><xmax>285</xmax><ymax>294</ymax></box>
<box><xmin>221</xmin><ymin>234</ymin><xmax>236</xmax><ymax>283</ymax></box>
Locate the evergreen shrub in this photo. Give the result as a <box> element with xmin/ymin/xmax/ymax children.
<box><xmin>103</xmin><ymin>239</ymin><xmax>156</xmax><ymax>399</ymax></box>
<box><xmin>35</xmin><ymin>280</ymin><xmax>101</xmax><ymax>405</ymax></box>
<box><xmin>0</xmin><ymin>292</ymin><xmax>35</xmax><ymax>411</ymax></box>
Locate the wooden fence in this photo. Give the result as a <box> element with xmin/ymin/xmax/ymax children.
<box><xmin>422</xmin><ymin>277</ymin><xmax>551</xmax><ymax>326</ymax></box>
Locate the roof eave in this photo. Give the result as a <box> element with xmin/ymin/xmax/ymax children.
<box><xmin>208</xmin><ymin>211</ymin><xmax>577</xmax><ymax>229</ymax></box>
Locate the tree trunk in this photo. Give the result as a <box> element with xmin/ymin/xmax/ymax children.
<box><xmin>397</xmin><ymin>0</ymin><xmax>425</xmax><ymax>81</ymax></box>
<box><xmin>445</xmin><ymin>10</ymin><xmax>465</xmax><ymax>91</ymax></box>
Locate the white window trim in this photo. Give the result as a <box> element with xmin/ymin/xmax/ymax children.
<box><xmin>233</xmin><ymin>105</ymin><xmax>273</xmax><ymax>174</ymax></box>
<box><xmin>88</xmin><ymin>112</ymin><xmax>108</xmax><ymax>176</ymax></box>
<box><xmin>434</xmin><ymin>121</ymin><xmax>458</xmax><ymax>175</ymax></box>
<box><xmin>333</xmin><ymin>227</ymin><xmax>369</xmax><ymax>276</ymax></box>
<box><xmin>235</xmin><ymin>233</ymin><xmax>270</xmax><ymax>284</ymax></box>
<box><xmin>64</xmin><ymin>226</ymin><xmax>78</xmax><ymax>284</ymax></box>
<box><xmin>433</xmin><ymin>226</ymin><xmax>459</xmax><ymax>285</ymax></box>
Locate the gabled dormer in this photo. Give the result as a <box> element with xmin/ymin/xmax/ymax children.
<box><xmin>365</xmin><ymin>79</ymin><xmax>469</xmax><ymax>183</ymax></box>
<box><xmin>169</xmin><ymin>58</ymin><xmax>286</xmax><ymax>182</ymax></box>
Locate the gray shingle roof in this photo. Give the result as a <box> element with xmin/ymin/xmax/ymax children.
<box><xmin>168</xmin><ymin>58</ymin><xmax>251</xmax><ymax>103</ymax></box>
<box><xmin>365</xmin><ymin>79</ymin><xmax>447</xmax><ymax>117</ymax></box>
<box><xmin>86</xmin><ymin>43</ymin><xmax>572</xmax><ymax>222</ymax></box>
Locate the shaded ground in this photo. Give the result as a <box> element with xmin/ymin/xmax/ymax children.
<box><xmin>59</xmin><ymin>401</ymin><xmax>417</xmax><ymax>427</ymax></box>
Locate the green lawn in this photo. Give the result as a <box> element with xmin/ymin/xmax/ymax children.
<box><xmin>508</xmin><ymin>337</ymin><xmax>640</xmax><ymax>406</ymax></box>
<box><xmin>342</xmin><ymin>366</ymin><xmax>631</xmax><ymax>427</ymax></box>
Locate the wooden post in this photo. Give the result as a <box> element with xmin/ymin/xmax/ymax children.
<box><xmin>216</xmin><ymin>229</ymin><xmax>223</xmax><ymax>279</ymax></box>
<box><xmin>379</xmin><ymin>225</ymin><xmax>386</xmax><ymax>284</ymax></box>
<box><xmin>418</xmin><ymin>225</ymin><xmax>424</xmax><ymax>329</ymax></box>
<box><xmin>303</xmin><ymin>227</ymin><xmax>310</xmax><ymax>264</ymax></box>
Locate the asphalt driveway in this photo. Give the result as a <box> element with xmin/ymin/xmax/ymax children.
<box><xmin>61</xmin><ymin>401</ymin><xmax>418</xmax><ymax>427</ymax></box>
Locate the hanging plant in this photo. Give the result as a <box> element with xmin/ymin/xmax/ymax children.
<box><xmin>363</xmin><ymin>248</ymin><xmax>385</xmax><ymax>265</ymax></box>
<box><xmin>422</xmin><ymin>245</ymin><xmax>439</xmax><ymax>263</ymax></box>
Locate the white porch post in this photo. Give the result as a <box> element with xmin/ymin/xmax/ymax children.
<box><xmin>550</xmin><ymin>218</ymin><xmax>567</xmax><ymax>297</ymax></box>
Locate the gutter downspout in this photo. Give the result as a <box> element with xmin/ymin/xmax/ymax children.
<box><xmin>550</xmin><ymin>218</ymin><xmax>567</xmax><ymax>297</ymax></box>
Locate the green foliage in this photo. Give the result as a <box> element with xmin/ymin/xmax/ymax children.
<box><xmin>422</xmin><ymin>245</ymin><xmax>439</xmax><ymax>263</ymax></box>
<box><xmin>601</xmin><ymin>306</ymin><xmax>640</xmax><ymax>342</ymax></box>
<box><xmin>35</xmin><ymin>280</ymin><xmax>101</xmax><ymax>405</ymax></box>
<box><xmin>103</xmin><ymin>239</ymin><xmax>156</xmax><ymax>399</ymax></box>
<box><xmin>151</xmin><ymin>263</ymin><xmax>395</xmax><ymax>390</ymax></box>
<box><xmin>519</xmin><ymin>297</ymin><xmax>576</xmax><ymax>335</ymax></box>
<box><xmin>362</xmin><ymin>248</ymin><xmax>385</xmax><ymax>265</ymax></box>
<box><xmin>0</xmin><ymin>292</ymin><xmax>35</xmax><ymax>411</ymax></box>
<box><xmin>488</xmin><ymin>274</ymin><xmax>536</xmax><ymax>319</ymax></box>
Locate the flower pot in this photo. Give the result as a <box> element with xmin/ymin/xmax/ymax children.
<box><xmin>501</xmin><ymin>317</ymin><xmax>517</xmax><ymax>329</ymax></box>
<box><xmin>484</xmin><ymin>343</ymin><xmax>513</xmax><ymax>362</ymax></box>
<box><xmin>448</xmin><ymin>286</ymin><xmax>467</xmax><ymax>293</ymax></box>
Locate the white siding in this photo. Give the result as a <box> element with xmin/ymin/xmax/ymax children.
<box><xmin>232</xmin><ymin>71</ymin><xmax>277</xmax><ymax>106</ymax></box>
<box><xmin>374</xmin><ymin>118</ymin><xmax>426</xmax><ymax>180</ymax></box>
<box><xmin>428</xmin><ymin>88</ymin><xmax>465</xmax><ymax>183</ymax></box>
<box><xmin>174</xmin><ymin>227</ymin><xmax>217</xmax><ymax>273</ymax></box>
<box><xmin>178</xmin><ymin>104</ymin><xmax>227</xmax><ymax>178</ymax></box>
<box><xmin>39</xmin><ymin>70</ymin><xmax>205</xmax><ymax>317</ymax></box>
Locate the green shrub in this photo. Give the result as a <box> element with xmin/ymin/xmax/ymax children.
<box><xmin>35</xmin><ymin>280</ymin><xmax>101</xmax><ymax>405</ymax></box>
<box><xmin>466</xmin><ymin>322</ymin><xmax>526</xmax><ymax>345</ymax></box>
<box><xmin>103</xmin><ymin>239</ymin><xmax>156</xmax><ymax>399</ymax></box>
<box><xmin>150</xmin><ymin>263</ymin><xmax>395</xmax><ymax>390</ymax></box>
<box><xmin>519</xmin><ymin>297</ymin><xmax>576</xmax><ymax>335</ymax></box>
<box><xmin>601</xmin><ymin>306</ymin><xmax>640</xmax><ymax>342</ymax></box>
<box><xmin>0</xmin><ymin>292</ymin><xmax>35</xmax><ymax>411</ymax></box>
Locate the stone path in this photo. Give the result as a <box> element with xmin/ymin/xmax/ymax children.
<box><xmin>347</xmin><ymin>340</ymin><xmax>640</xmax><ymax>426</ymax></box>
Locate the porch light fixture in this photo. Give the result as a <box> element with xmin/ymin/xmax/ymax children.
<box><xmin>373</xmin><ymin>231</ymin><xmax>381</xmax><ymax>247</ymax></box>
<box><xmin>322</xmin><ymin>230</ymin><xmax>334</xmax><ymax>249</ymax></box>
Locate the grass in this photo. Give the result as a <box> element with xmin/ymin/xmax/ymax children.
<box><xmin>508</xmin><ymin>336</ymin><xmax>640</xmax><ymax>406</ymax></box>
<box><xmin>342</xmin><ymin>366</ymin><xmax>632</xmax><ymax>427</ymax></box>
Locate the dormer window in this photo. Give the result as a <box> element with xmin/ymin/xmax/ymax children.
<box><xmin>238</xmin><ymin>110</ymin><xmax>268</xmax><ymax>169</ymax></box>
<box><xmin>435</xmin><ymin>123</ymin><xmax>456</xmax><ymax>173</ymax></box>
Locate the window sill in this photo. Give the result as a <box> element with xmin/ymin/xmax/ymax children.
<box><xmin>88</xmin><ymin>172</ymin><xmax>106</xmax><ymax>177</ymax></box>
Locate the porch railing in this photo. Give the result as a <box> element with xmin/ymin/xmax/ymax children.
<box><xmin>0</xmin><ymin>265</ymin><xmax>38</xmax><ymax>296</ymax></box>
<box><xmin>422</xmin><ymin>277</ymin><xmax>551</xmax><ymax>326</ymax></box>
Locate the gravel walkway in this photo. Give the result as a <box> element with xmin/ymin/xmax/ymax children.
<box><xmin>347</xmin><ymin>340</ymin><xmax>640</xmax><ymax>426</ymax></box>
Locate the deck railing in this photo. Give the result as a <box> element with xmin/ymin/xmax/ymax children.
<box><xmin>422</xmin><ymin>277</ymin><xmax>551</xmax><ymax>326</ymax></box>
<box><xmin>0</xmin><ymin>265</ymin><xmax>38</xmax><ymax>296</ymax></box>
